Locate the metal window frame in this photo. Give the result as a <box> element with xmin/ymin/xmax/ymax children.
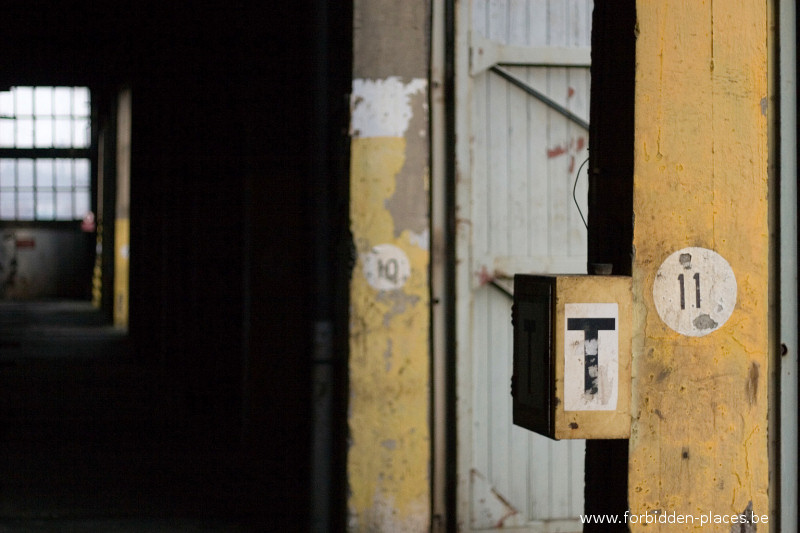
<box><xmin>0</xmin><ymin>86</ymin><xmax>93</xmax><ymax>222</ymax></box>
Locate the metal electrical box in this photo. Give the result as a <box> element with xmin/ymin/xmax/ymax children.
<box><xmin>512</xmin><ymin>274</ymin><xmax>632</xmax><ymax>440</ymax></box>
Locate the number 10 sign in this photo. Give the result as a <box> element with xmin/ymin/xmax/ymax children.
<box><xmin>652</xmin><ymin>247</ymin><xmax>737</xmax><ymax>337</ymax></box>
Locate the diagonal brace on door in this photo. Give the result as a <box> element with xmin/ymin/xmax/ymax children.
<box><xmin>490</xmin><ymin>66</ymin><xmax>590</xmax><ymax>131</ymax></box>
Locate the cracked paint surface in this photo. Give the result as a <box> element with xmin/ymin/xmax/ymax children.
<box><xmin>347</xmin><ymin>77</ymin><xmax>430</xmax><ymax>532</ymax></box>
<box><xmin>631</xmin><ymin>1</ymin><xmax>769</xmax><ymax>529</ymax></box>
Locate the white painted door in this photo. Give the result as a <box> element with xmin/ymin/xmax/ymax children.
<box><xmin>455</xmin><ymin>1</ymin><xmax>592</xmax><ymax>530</ymax></box>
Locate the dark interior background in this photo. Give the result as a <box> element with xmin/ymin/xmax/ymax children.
<box><xmin>0</xmin><ymin>2</ymin><xmax>352</xmax><ymax>529</ymax></box>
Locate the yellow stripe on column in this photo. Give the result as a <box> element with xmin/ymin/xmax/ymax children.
<box><xmin>631</xmin><ymin>0</ymin><xmax>770</xmax><ymax>528</ymax></box>
<box><xmin>114</xmin><ymin>218</ymin><xmax>130</xmax><ymax>328</ymax></box>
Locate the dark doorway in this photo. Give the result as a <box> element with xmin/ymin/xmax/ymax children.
<box><xmin>0</xmin><ymin>2</ymin><xmax>324</xmax><ymax>530</ymax></box>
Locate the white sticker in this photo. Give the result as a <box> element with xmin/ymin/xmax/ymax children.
<box><xmin>564</xmin><ymin>303</ymin><xmax>619</xmax><ymax>411</ymax></box>
<box><xmin>653</xmin><ymin>247</ymin><xmax>737</xmax><ymax>337</ymax></box>
<box><xmin>362</xmin><ymin>244</ymin><xmax>411</xmax><ymax>291</ymax></box>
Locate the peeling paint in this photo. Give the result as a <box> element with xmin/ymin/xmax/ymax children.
<box><xmin>376</xmin><ymin>290</ymin><xmax>421</xmax><ymax>327</ymax></box>
<box><xmin>693</xmin><ymin>313</ymin><xmax>718</xmax><ymax>330</ymax></box>
<box><xmin>350</xmin><ymin>77</ymin><xmax>426</xmax><ymax>139</ymax></box>
<box><xmin>386</xmin><ymin>89</ymin><xmax>429</xmax><ymax>237</ymax></box>
<box><xmin>407</xmin><ymin>228</ymin><xmax>429</xmax><ymax>251</ymax></box>
<box><xmin>348</xmin><ymin>75</ymin><xmax>430</xmax><ymax>531</ymax></box>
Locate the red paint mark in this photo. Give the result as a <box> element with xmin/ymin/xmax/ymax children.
<box><xmin>568</xmin><ymin>86</ymin><xmax>575</xmax><ymax>98</ymax></box>
<box><xmin>15</xmin><ymin>239</ymin><xmax>35</xmax><ymax>249</ymax></box>
<box><xmin>492</xmin><ymin>487</ymin><xmax>520</xmax><ymax>527</ymax></box>
<box><xmin>476</xmin><ymin>265</ymin><xmax>493</xmax><ymax>286</ymax></box>
<box><xmin>547</xmin><ymin>136</ymin><xmax>587</xmax><ymax>170</ymax></box>
<box><xmin>547</xmin><ymin>145</ymin><xmax>567</xmax><ymax>159</ymax></box>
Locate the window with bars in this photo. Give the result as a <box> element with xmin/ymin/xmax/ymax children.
<box><xmin>0</xmin><ymin>86</ymin><xmax>91</xmax><ymax>221</ymax></box>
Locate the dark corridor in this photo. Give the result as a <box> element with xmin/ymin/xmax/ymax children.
<box><xmin>0</xmin><ymin>2</ymin><xmax>340</xmax><ymax>530</ymax></box>
<box><xmin>0</xmin><ymin>301</ymin><xmax>260</xmax><ymax>524</ymax></box>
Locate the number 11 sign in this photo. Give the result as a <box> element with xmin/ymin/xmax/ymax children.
<box><xmin>652</xmin><ymin>247</ymin><xmax>738</xmax><ymax>337</ymax></box>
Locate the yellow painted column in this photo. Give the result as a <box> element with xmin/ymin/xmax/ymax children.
<box><xmin>631</xmin><ymin>0</ymin><xmax>770</xmax><ymax>529</ymax></box>
<box><xmin>114</xmin><ymin>89</ymin><xmax>132</xmax><ymax>328</ymax></box>
<box><xmin>347</xmin><ymin>77</ymin><xmax>430</xmax><ymax>531</ymax></box>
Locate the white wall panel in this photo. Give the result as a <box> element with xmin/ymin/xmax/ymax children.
<box><xmin>457</xmin><ymin>1</ymin><xmax>593</xmax><ymax>530</ymax></box>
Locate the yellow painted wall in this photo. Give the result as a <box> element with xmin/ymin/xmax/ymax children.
<box><xmin>631</xmin><ymin>0</ymin><xmax>770</xmax><ymax>529</ymax></box>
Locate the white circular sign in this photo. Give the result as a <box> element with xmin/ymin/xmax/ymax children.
<box><xmin>363</xmin><ymin>244</ymin><xmax>411</xmax><ymax>291</ymax></box>
<box><xmin>652</xmin><ymin>247</ymin><xmax>737</xmax><ymax>337</ymax></box>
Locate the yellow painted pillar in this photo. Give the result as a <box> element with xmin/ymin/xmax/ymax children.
<box><xmin>631</xmin><ymin>1</ymin><xmax>770</xmax><ymax>529</ymax></box>
<box><xmin>346</xmin><ymin>1</ymin><xmax>431</xmax><ymax>530</ymax></box>
<box><xmin>347</xmin><ymin>77</ymin><xmax>430</xmax><ymax>531</ymax></box>
<box><xmin>114</xmin><ymin>89</ymin><xmax>131</xmax><ymax>328</ymax></box>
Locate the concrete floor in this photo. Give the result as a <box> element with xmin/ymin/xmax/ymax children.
<box><xmin>0</xmin><ymin>301</ymin><xmax>269</xmax><ymax>531</ymax></box>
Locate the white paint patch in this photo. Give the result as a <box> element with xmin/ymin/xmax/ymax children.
<box><xmin>363</xmin><ymin>244</ymin><xmax>411</xmax><ymax>291</ymax></box>
<box><xmin>564</xmin><ymin>303</ymin><xmax>619</xmax><ymax>411</ymax></box>
<box><xmin>407</xmin><ymin>228</ymin><xmax>429</xmax><ymax>250</ymax></box>
<box><xmin>653</xmin><ymin>247</ymin><xmax>737</xmax><ymax>337</ymax></box>
<box><xmin>350</xmin><ymin>77</ymin><xmax>427</xmax><ymax>138</ymax></box>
